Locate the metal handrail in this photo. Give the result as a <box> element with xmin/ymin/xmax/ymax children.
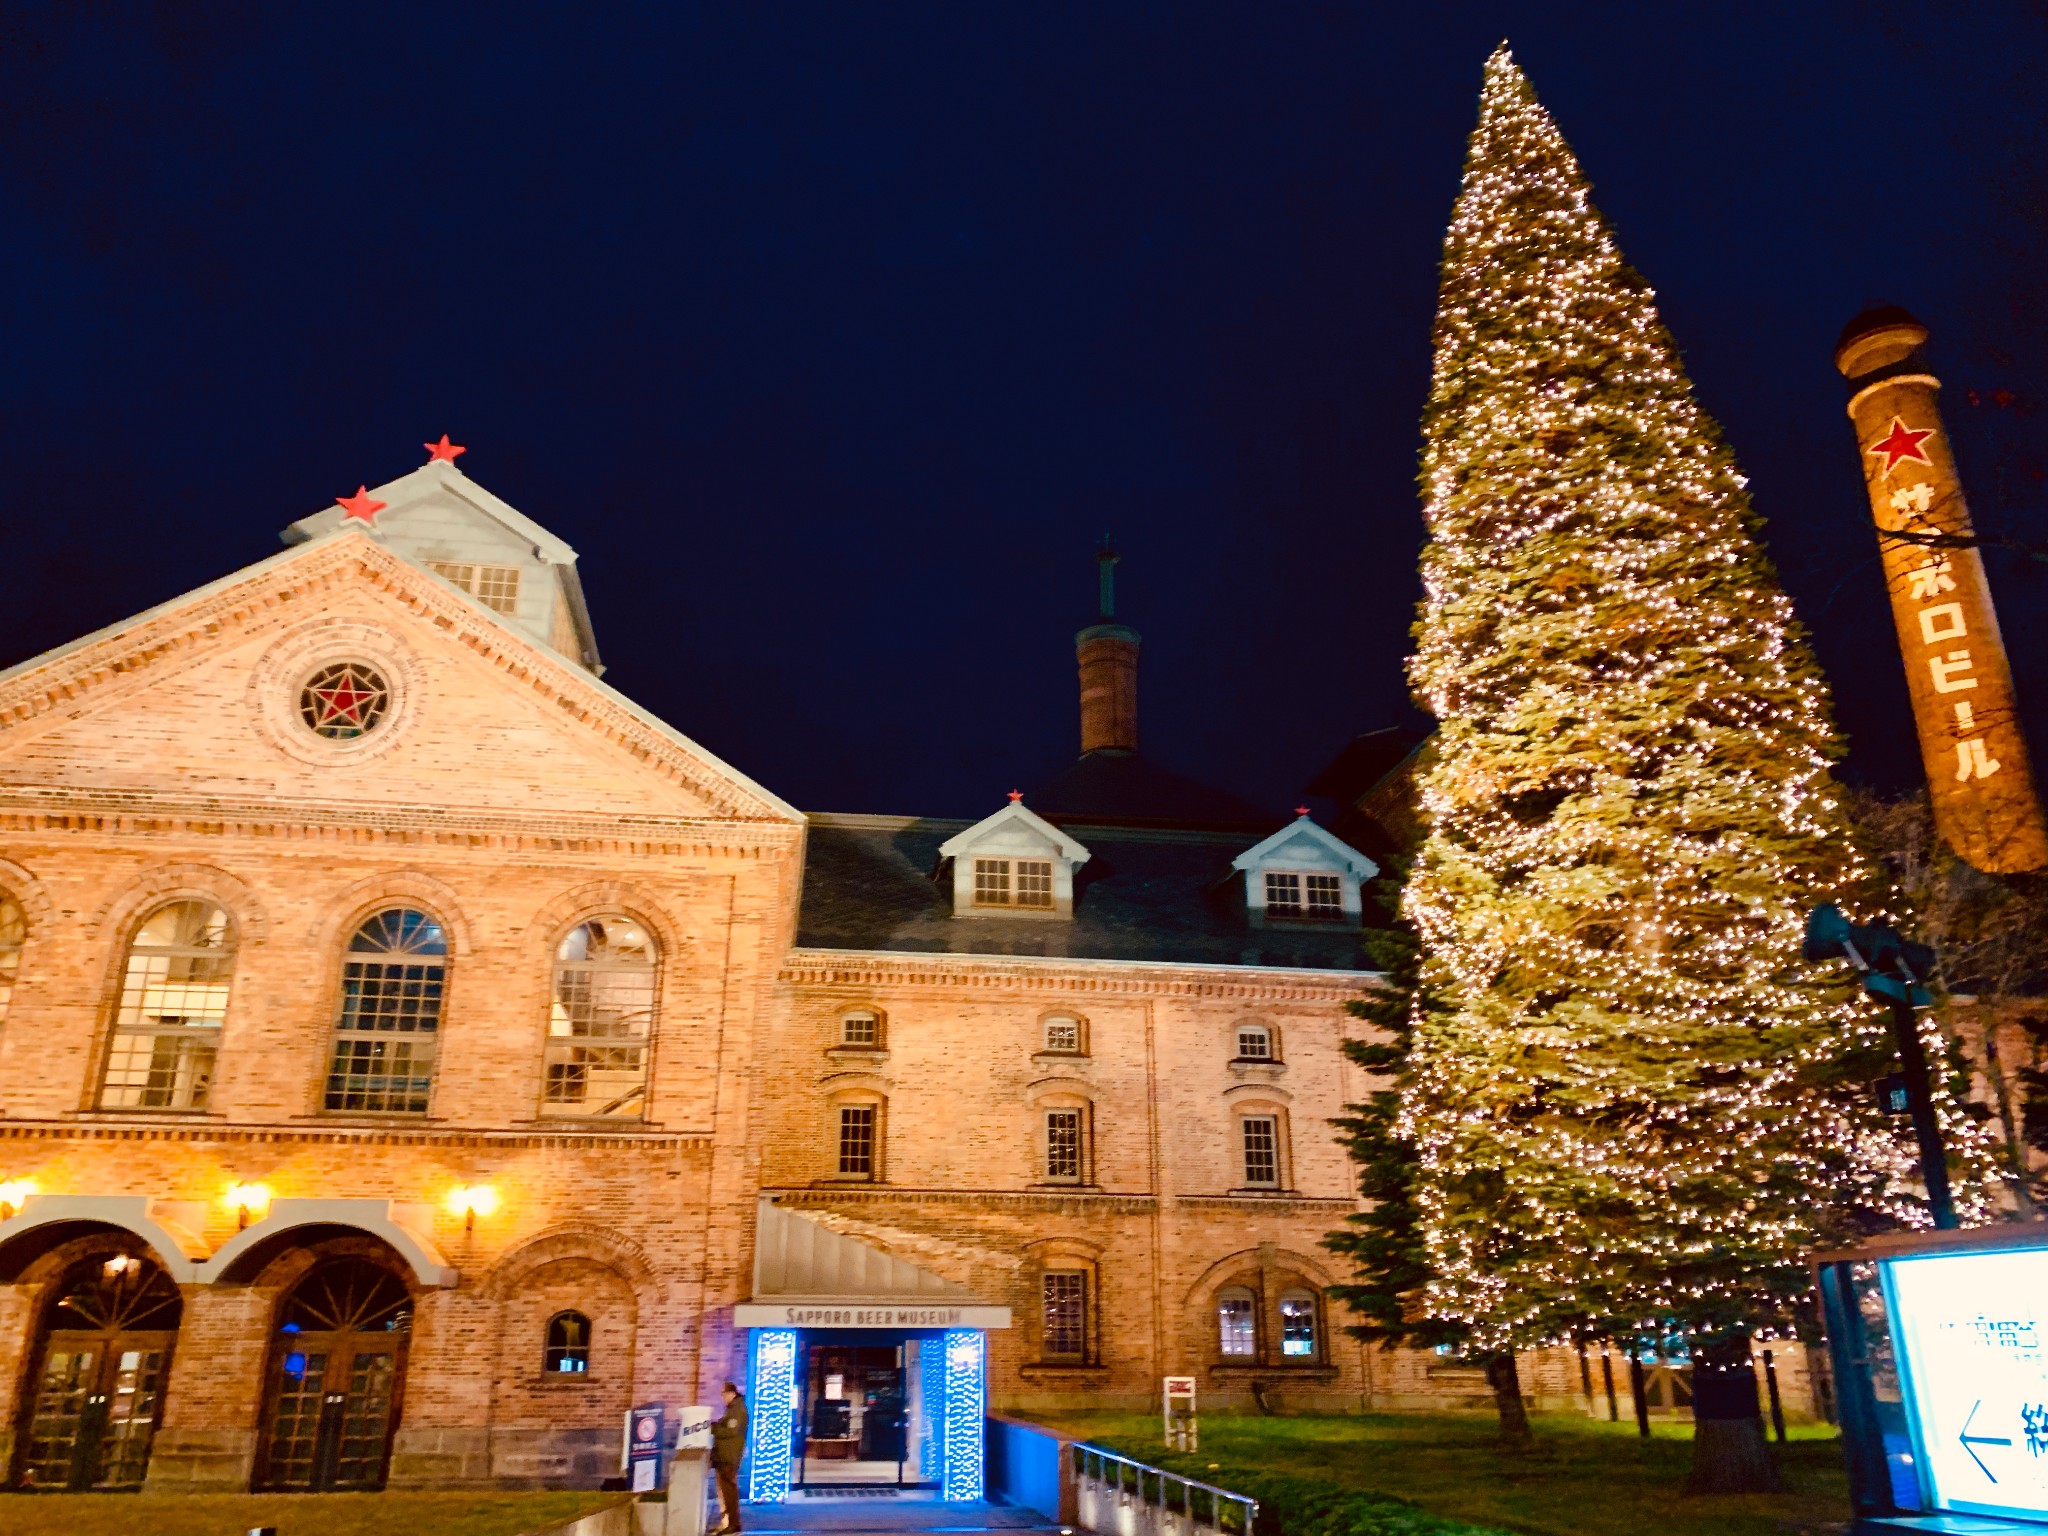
<box><xmin>1075</xmin><ymin>1443</ymin><xmax>1258</xmax><ymax>1534</ymax></box>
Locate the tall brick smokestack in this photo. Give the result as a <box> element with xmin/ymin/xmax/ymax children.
<box><xmin>1835</xmin><ymin>307</ymin><xmax>2048</xmax><ymax>873</ymax></box>
<box><xmin>1076</xmin><ymin>542</ymin><xmax>1139</xmax><ymax>754</ymax></box>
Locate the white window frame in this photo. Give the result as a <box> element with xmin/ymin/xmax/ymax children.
<box><xmin>1217</xmin><ymin>1287</ymin><xmax>1258</xmax><ymax>1358</ymax></box>
<box><xmin>1041</xmin><ymin>1013</ymin><xmax>1085</xmax><ymax>1055</ymax></box>
<box><xmin>1233</xmin><ymin>1023</ymin><xmax>1274</xmax><ymax>1061</ymax></box>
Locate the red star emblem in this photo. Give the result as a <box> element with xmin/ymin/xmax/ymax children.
<box><xmin>336</xmin><ymin>486</ymin><xmax>387</xmax><ymax>525</ymax></box>
<box><xmin>424</xmin><ymin>434</ymin><xmax>466</xmax><ymax>464</ymax></box>
<box><xmin>309</xmin><ymin>673</ymin><xmax>374</xmax><ymax>728</ymax></box>
<box><xmin>1866</xmin><ymin>417</ymin><xmax>1935</xmax><ymax>475</ymax></box>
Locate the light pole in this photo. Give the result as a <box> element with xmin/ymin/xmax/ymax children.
<box><xmin>1804</xmin><ymin>904</ymin><xmax>1958</xmax><ymax>1230</ymax></box>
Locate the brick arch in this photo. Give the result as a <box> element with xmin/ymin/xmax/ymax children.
<box><xmin>1019</xmin><ymin>1233</ymin><xmax>1105</xmax><ymax>1262</ymax></box>
<box><xmin>87</xmin><ymin>862</ymin><xmax>268</xmax><ymax>945</ymax></box>
<box><xmin>518</xmin><ymin>882</ymin><xmax>688</xmax><ymax>962</ymax></box>
<box><xmin>0</xmin><ymin>858</ymin><xmax>56</xmax><ymax>931</ymax></box>
<box><xmin>315</xmin><ymin>871</ymin><xmax>475</xmax><ymax>958</ymax></box>
<box><xmin>1181</xmin><ymin>1247</ymin><xmax>1336</xmax><ymax>1308</ymax></box>
<box><xmin>478</xmin><ymin>1225</ymin><xmax>658</xmax><ymax>1302</ymax></box>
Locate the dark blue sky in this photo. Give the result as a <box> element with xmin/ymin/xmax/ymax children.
<box><xmin>4</xmin><ymin>3</ymin><xmax>2045</xmax><ymax>819</ymax></box>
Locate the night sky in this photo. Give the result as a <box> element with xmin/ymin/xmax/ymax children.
<box><xmin>4</xmin><ymin>4</ymin><xmax>2046</xmax><ymax>821</ymax></box>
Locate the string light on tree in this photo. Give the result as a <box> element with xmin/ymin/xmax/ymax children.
<box><xmin>1400</xmin><ymin>43</ymin><xmax>1995</xmax><ymax>1486</ymax></box>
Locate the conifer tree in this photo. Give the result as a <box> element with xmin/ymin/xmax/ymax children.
<box><xmin>1403</xmin><ymin>46</ymin><xmax>1995</xmax><ymax>1491</ymax></box>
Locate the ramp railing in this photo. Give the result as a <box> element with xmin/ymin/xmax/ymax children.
<box><xmin>1073</xmin><ymin>1444</ymin><xmax>1257</xmax><ymax>1536</ymax></box>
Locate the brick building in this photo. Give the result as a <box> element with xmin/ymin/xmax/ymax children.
<box><xmin>0</xmin><ymin>460</ymin><xmax>1407</xmax><ymax>1498</ymax></box>
<box><xmin>0</xmin><ymin>461</ymin><xmax>1811</xmax><ymax>1500</ymax></box>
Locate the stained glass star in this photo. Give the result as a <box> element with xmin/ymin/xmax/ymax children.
<box><xmin>307</xmin><ymin>671</ymin><xmax>376</xmax><ymax>729</ymax></box>
<box><xmin>1866</xmin><ymin>417</ymin><xmax>1935</xmax><ymax>475</ymax></box>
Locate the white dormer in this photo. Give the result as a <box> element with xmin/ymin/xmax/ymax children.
<box><xmin>281</xmin><ymin>459</ymin><xmax>603</xmax><ymax>674</ymax></box>
<box><xmin>938</xmin><ymin>797</ymin><xmax>1092</xmax><ymax>920</ymax></box>
<box><xmin>1232</xmin><ymin>813</ymin><xmax>1378</xmax><ymax>929</ymax></box>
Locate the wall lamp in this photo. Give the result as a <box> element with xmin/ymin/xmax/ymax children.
<box><xmin>448</xmin><ymin>1184</ymin><xmax>500</xmax><ymax>1233</ymax></box>
<box><xmin>0</xmin><ymin>1180</ymin><xmax>36</xmax><ymax>1220</ymax></box>
<box><xmin>225</xmin><ymin>1183</ymin><xmax>273</xmax><ymax>1231</ymax></box>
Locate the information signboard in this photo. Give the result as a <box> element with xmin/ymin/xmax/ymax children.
<box><xmin>1888</xmin><ymin>1246</ymin><xmax>2048</xmax><ymax>1522</ymax></box>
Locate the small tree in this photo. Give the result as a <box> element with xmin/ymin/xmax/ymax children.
<box><xmin>1325</xmin><ymin>869</ymin><xmax>1534</xmax><ymax>1450</ymax></box>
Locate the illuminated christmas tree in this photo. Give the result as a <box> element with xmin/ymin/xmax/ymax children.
<box><xmin>1403</xmin><ymin>46</ymin><xmax>1994</xmax><ymax>1489</ymax></box>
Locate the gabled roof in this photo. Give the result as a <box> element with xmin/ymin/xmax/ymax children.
<box><xmin>936</xmin><ymin>798</ymin><xmax>1092</xmax><ymax>864</ymax></box>
<box><xmin>280</xmin><ymin>460</ymin><xmax>579</xmax><ymax>564</ymax></box>
<box><xmin>0</xmin><ymin>526</ymin><xmax>801</xmax><ymax>826</ymax></box>
<box><xmin>1231</xmin><ymin>814</ymin><xmax>1378</xmax><ymax>879</ymax></box>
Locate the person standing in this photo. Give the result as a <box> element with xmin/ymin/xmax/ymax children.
<box><xmin>711</xmin><ymin>1380</ymin><xmax>749</xmax><ymax>1533</ymax></box>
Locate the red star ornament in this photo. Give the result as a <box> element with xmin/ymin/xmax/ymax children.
<box><xmin>424</xmin><ymin>434</ymin><xmax>466</xmax><ymax>464</ymax></box>
<box><xmin>336</xmin><ymin>486</ymin><xmax>387</xmax><ymax>525</ymax></box>
<box><xmin>309</xmin><ymin>673</ymin><xmax>375</xmax><ymax>728</ymax></box>
<box><xmin>1866</xmin><ymin>417</ymin><xmax>1935</xmax><ymax>475</ymax></box>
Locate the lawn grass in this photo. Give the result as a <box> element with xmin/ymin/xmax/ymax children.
<box><xmin>1022</xmin><ymin>1409</ymin><xmax>1851</xmax><ymax>1536</ymax></box>
<box><xmin>0</xmin><ymin>1488</ymin><xmax>622</xmax><ymax>1536</ymax></box>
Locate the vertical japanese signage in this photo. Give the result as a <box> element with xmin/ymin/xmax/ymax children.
<box><xmin>1835</xmin><ymin>311</ymin><xmax>2048</xmax><ymax>874</ymax></box>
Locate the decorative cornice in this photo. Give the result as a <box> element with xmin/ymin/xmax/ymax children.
<box><xmin>0</xmin><ymin>786</ymin><xmax>799</xmax><ymax>860</ymax></box>
<box><xmin>0</xmin><ymin>1118</ymin><xmax>713</xmax><ymax>1152</ymax></box>
<box><xmin>780</xmin><ymin>948</ymin><xmax>1380</xmax><ymax>1001</ymax></box>
<box><xmin>767</xmin><ymin>1185</ymin><xmax>1161</xmax><ymax>1216</ymax></box>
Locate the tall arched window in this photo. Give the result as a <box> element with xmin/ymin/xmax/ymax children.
<box><xmin>100</xmin><ymin>900</ymin><xmax>234</xmax><ymax>1110</ymax></box>
<box><xmin>1279</xmin><ymin>1290</ymin><xmax>1319</xmax><ymax>1358</ymax></box>
<box><xmin>544</xmin><ymin>1311</ymin><xmax>592</xmax><ymax>1374</ymax></box>
<box><xmin>325</xmin><ymin>909</ymin><xmax>446</xmax><ymax>1115</ymax></box>
<box><xmin>544</xmin><ymin>917</ymin><xmax>657</xmax><ymax>1120</ymax></box>
<box><xmin>1217</xmin><ymin>1286</ymin><xmax>1257</xmax><ymax>1357</ymax></box>
<box><xmin>0</xmin><ymin>890</ymin><xmax>24</xmax><ymax>1025</ymax></box>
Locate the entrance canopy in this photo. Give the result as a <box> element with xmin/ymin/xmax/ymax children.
<box><xmin>734</xmin><ymin>1200</ymin><xmax>1010</xmax><ymax>1330</ymax></box>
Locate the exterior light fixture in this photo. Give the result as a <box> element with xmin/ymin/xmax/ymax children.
<box><xmin>102</xmin><ymin>1254</ymin><xmax>136</xmax><ymax>1279</ymax></box>
<box><xmin>0</xmin><ymin>1180</ymin><xmax>35</xmax><ymax>1219</ymax></box>
<box><xmin>447</xmin><ymin>1184</ymin><xmax>500</xmax><ymax>1232</ymax></box>
<box><xmin>225</xmin><ymin>1183</ymin><xmax>272</xmax><ymax>1230</ymax></box>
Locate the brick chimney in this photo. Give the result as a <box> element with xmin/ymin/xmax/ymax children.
<box><xmin>1075</xmin><ymin>542</ymin><xmax>1140</xmax><ymax>755</ymax></box>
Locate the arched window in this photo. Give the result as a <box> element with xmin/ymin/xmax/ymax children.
<box><xmin>544</xmin><ymin>917</ymin><xmax>657</xmax><ymax>1120</ymax></box>
<box><xmin>839</xmin><ymin>1008</ymin><xmax>883</xmax><ymax>1048</ymax></box>
<box><xmin>0</xmin><ymin>890</ymin><xmax>26</xmax><ymax>1025</ymax></box>
<box><xmin>1279</xmin><ymin>1290</ymin><xmax>1319</xmax><ymax>1358</ymax></box>
<box><xmin>544</xmin><ymin>1311</ymin><xmax>592</xmax><ymax>1374</ymax></box>
<box><xmin>325</xmin><ymin>909</ymin><xmax>446</xmax><ymax>1115</ymax></box>
<box><xmin>1217</xmin><ymin>1286</ymin><xmax>1257</xmax><ymax>1357</ymax></box>
<box><xmin>262</xmin><ymin>1255</ymin><xmax>413</xmax><ymax>1490</ymax></box>
<box><xmin>1041</xmin><ymin>1013</ymin><xmax>1084</xmax><ymax>1055</ymax></box>
<box><xmin>100</xmin><ymin>900</ymin><xmax>235</xmax><ymax>1110</ymax></box>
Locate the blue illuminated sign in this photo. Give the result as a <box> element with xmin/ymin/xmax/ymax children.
<box><xmin>746</xmin><ymin>1328</ymin><xmax>798</xmax><ymax>1504</ymax></box>
<box><xmin>940</xmin><ymin>1328</ymin><xmax>985</xmax><ymax>1502</ymax></box>
<box><xmin>1887</xmin><ymin>1247</ymin><xmax>2048</xmax><ymax>1522</ymax></box>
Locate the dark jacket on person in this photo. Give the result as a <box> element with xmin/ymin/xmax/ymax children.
<box><xmin>712</xmin><ymin>1394</ymin><xmax>749</xmax><ymax>1468</ymax></box>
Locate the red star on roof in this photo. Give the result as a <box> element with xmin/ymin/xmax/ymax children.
<box><xmin>1866</xmin><ymin>417</ymin><xmax>1935</xmax><ymax>475</ymax></box>
<box><xmin>336</xmin><ymin>486</ymin><xmax>387</xmax><ymax>525</ymax></box>
<box><xmin>1007</xmin><ymin>789</ymin><xmax>1023</xmax><ymax>802</ymax></box>
<box><xmin>1296</xmin><ymin>806</ymin><xmax>1311</xmax><ymax>817</ymax></box>
<box><xmin>424</xmin><ymin>434</ymin><xmax>466</xmax><ymax>464</ymax></box>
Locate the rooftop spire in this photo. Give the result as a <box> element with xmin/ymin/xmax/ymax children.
<box><xmin>1095</xmin><ymin>535</ymin><xmax>1119</xmax><ymax>619</ymax></box>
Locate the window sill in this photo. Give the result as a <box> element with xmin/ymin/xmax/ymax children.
<box><xmin>524</xmin><ymin>1116</ymin><xmax>661</xmax><ymax>1131</ymax></box>
<box><xmin>813</xmin><ymin>1176</ymin><xmax>883</xmax><ymax>1187</ymax></box>
<box><xmin>1209</xmin><ymin>1363</ymin><xmax>1337</xmax><ymax>1380</ymax></box>
<box><xmin>826</xmin><ymin>1045</ymin><xmax>889</xmax><ymax>1060</ymax></box>
<box><xmin>1228</xmin><ymin>1058</ymin><xmax>1287</xmax><ymax>1071</ymax></box>
<box><xmin>1225</xmin><ymin>1187</ymin><xmax>1296</xmax><ymax>1198</ymax></box>
<box><xmin>1031</xmin><ymin>1051</ymin><xmax>1090</xmax><ymax>1065</ymax></box>
<box><xmin>292</xmin><ymin>1112</ymin><xmax>439</xmax><ymax>1126</ymax></box>
<box><xmin>957</xmin><ymin>906</ymin><xmax>1068</xmax><ymax>922</ymax></box>
<box><xmin>1029</xmin><ymin>1182</ymin><xmax>1101</xmax><ymax>1193</ymax></box>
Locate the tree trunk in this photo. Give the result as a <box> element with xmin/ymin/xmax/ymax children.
<box><xmin>1686</xmin><ymin>1330</ymin><xmax>1779</xmax><ymax>1494</ymax></box>
<box><xmin>1486</xmin><ymin>1350</ymin><xmax>1534</xmax><ymax>1451</ymax></box>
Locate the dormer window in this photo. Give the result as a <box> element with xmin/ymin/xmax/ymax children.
<box><xmin>1233</xmin><ymin>814</ymin><xmax>1377</xmax><ymax>931</ymax></box>
<box><xmin>974</xmin><ymin>858</ymin><xmax>1054</xmax><ymax>909</ymax></box>
<box><xmin>1264</xmin><ymin>872</ymin><xmax>1343</xmax><ymax>921</ymax></box>
<box><xmin>426</xmin><ymin>560</ymin><xmax>522</xmax><ymax>616</ymax></box>
<box><xmin>939</xmin><ymin>798</ymin><xmax>1091</xmax><ymax>921</ymax></box>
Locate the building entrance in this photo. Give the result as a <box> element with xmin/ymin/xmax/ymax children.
<box><xmin>793</xmin><ymin>1334</ymin><xmax>926</xmax><ymax>1489</ymax></box>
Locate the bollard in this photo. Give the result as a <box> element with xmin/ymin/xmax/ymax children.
<box><xmin>667</xmin><ymin>1446</ymin><xmax>710</xmax><ymax>1536</ymax></box>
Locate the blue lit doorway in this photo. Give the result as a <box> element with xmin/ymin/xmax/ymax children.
<box><xmin>746</xmin><ymin>1327</ymin><xmax>985</xmax><ymax>1504</ymax></box>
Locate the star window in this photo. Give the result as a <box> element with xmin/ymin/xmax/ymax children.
<box><xmin>299</xmin><ymin>663</ymin><xmax>390</xmax><ymax>741</ymax></box>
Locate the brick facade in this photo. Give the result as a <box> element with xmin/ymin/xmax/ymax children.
<box><xmin>0</xmin><ymin>517</ymin><xmax>1823</xmax><ymax>1496</ymax></box>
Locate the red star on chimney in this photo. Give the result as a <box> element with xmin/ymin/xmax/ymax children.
<box><xmin>336</xmin><ymin>487</ymin><xmax>387</xmax><ymax>525</ymax></box>
<box><xmin>424</xmin><ymin>434</ymin><xmax>466</xmax><ymax>464</ymax></box>
<box><xmin>1865</xmin><ymin>417</ymin><xmax>1935</xmax><ymax>475</ymax></box>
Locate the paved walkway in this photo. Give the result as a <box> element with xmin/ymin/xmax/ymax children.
<box><xmin>737</xmin><ymin>1494</ymin><xmax>1060</xmax><ymax>1533</ymax></box>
